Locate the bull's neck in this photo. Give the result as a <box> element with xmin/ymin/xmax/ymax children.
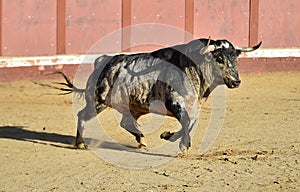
<box><xmin>184</xmin><ymin>67</ymin><xmax>217</xmax><ymax>105</ymax></box>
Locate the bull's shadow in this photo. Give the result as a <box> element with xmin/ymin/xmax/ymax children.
<box><xmin>98</xmin><ymin>141</ymin><xmax>175</xmax><ymax>158</ymax></box>
<box><xmin>0</xmin><ymin>126</ymin><xmax>76</xmax><ymax>148</ymax></box>
<box><xmin>0</xmin><ymin>126</ymin><xmax>176</xmax><ymax>158</ymax></box>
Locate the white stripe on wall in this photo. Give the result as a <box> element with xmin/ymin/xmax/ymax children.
<box><xmin>1</xmin><ymin>49</ymin><xmax>300</xmax><ymax>68</ymax></box>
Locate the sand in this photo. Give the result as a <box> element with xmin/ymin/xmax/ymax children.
<box><xmin>0</xmin><ymin>71</ymin><xmax>299</xmax><ymax>191</ymax></box>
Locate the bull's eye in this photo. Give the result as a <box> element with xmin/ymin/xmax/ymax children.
<box><xmin>205</xmin><ymin>53</ymin><xmax>213</xmax><ymax>61</ymax></box>
<box><xmin>216</xmin><ymin>55</ymin><xmax>223</xmax><ymax>63</ymax></box>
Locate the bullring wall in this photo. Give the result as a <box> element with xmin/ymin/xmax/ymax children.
<box><xmin>0</xmin><ymin>0</ymin><xmax>299</xmax><ymax>81</ymax></box>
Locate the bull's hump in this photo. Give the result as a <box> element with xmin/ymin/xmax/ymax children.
<box><xmin>119</xmin><ymin>54</ymin><xmax>162</xmax><ymax>74</ymax></box>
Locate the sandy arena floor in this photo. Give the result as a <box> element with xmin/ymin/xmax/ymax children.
<box><xmin>0</xmin><ymin>72</ymin><xmax>299</xmax><ymax>191</ymax></box>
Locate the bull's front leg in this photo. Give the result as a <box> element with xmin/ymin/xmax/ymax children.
<box><xmin>120</xmin><ymin>114</ymin><xmax>147</xmax><ymax>148</ymax></box>
<box><xmin>163</xmin><ymin>101</ymin><xmax>193</xmax><ymax>154</ymax></box>
<box><xmin>160</xmin><ymin>109</ymin><xmax>199</xmax><ymax>144</ymax></box>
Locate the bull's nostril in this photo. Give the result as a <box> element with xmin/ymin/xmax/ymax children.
<box><xmin>234</xmin><ymin>80</ymin><xmax>241</xmax><ymax>88</ymax></box>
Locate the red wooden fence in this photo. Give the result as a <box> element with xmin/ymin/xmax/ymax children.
<box><xmin>0</xmin><ymin>0</ymin><xmax>299</xmax><ymax>56</ymax></box>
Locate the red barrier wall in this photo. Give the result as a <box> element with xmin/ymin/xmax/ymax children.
<box><xmin>194</xmin><ymin>0</ymin><xmax>250</xmax><ymax>46</ymax></box>
<box><xmin>2</xmin><ymin>0</ymin><xmax>57</xmax><ymax>56</ymax></box>
<box><xmin>258</xmin><ymin>0</ymin><xmax>300</xmax><ymax>47</ymax></box>
<box><xmin>65</xmin><ymin>0</ymin><xmax>122</xmax><ymax>54</ymax></box>
<box><xmin>0</xmin><ymin>0</ymin><xmax>299</xmax><ymax>56</ymax></box>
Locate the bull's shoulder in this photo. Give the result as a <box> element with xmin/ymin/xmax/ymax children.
<box><xmin>94</xmin><ymin>53</ymin><xmax>157</xmax><ymax>75</ymax></box>
<box><xmin>151</xmin><ymin>47</ymin><xmax>174</xmax><ymax>61</ymax></box>
<box><xmin>111</xmin><ymin>53</ymin><xmax>151</xmax><ymax>63</ymax></box>
<box><xmin>150</xmin><ymin>44</ymin><xmax>188</xmax><ymax>61</ymax></box>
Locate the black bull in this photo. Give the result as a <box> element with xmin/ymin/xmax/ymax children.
<box><xmin>59</xmin><ymin>38</ymin><xmax>261</xmax><ymax>153</ymax></box>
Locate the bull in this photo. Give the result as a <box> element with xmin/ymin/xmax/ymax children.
<box><xmin>57</xmin><ymin>38</ymin><xmax>261</xmax><ymax>153</ymax></box>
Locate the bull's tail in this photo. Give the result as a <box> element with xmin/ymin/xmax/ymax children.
<box><xmin>32</xmin><ymin>71</ymin><xmax>85</xmax><ymax>96</ymax></box>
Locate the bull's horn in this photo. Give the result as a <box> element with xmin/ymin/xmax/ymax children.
<box><xmin>200</xmin><ymin>36</ymin><xmax>216</xmax><ymax>55</ymax></box>
<box><xmin>235</xmin><ymin>41</ymin><xmax>262</xmax><ymax>52</ymax></box>
<box><xmin>200</xmin><ymin>45</ymin><xmax>215</xmax><ymax>55</ymax></box>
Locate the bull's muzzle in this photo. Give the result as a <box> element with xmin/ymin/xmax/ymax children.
<box><xmin>231</xmin><ymin>79</ymin><xmax>241</xmax><ymax>88</ymax></box>
<box><xmin>226</xmin><ymin>79</ymin><xmax>241</xmax><ymax>88</ymax></box>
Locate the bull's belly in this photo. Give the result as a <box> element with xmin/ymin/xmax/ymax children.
<box><xmin>108</xmin><ymin>82</ymin><xmax>175</xmax><ymax>117</ymax></box>
<box><xmin>128</xmin><ymin>99</ymin><xmax>174</xmax><ymax>117</ymax></box>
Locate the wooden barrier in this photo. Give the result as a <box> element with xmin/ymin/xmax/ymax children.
<box><xmin>0</xmin><ymin>0</ymin><xmax>299</xmax><ymax>81</ymax></box>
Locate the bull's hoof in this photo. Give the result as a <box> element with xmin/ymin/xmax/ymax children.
<box><xmin>138</xmin><ymin>143</ymin><xmax>147</xmax><ymax>149</ymax></box>
<box><xmin>179</xmin><ymin>142</ymin><xmax>189</xmax><ymax>155</ymax></box>
<box><xmin>138</xmin><ymin>137</ymin><xmax>147</xmax><ymax>148</ymax></box>
<box><xmin>75</xmin><ymin>142</ymin><xmax>88</xmax><ymax>150</ymax></box>
<box><xmin>160</xmin><ymin>131</ymin><xmax>174</xmax><ymax>141</ymax></box>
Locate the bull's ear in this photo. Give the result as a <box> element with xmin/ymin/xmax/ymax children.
<box><xmin>236</xmin><ymin>50</ymin><xmax>242</xmax><ymax>56</ymax></box>
<box><xmin>200</xmin><ymin>63</ymin><xmax>214</xmax><ymax>84</ymax></box>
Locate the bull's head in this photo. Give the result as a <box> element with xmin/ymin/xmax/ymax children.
<box><xmin>199</xmin><ymin>39</ymin><xmax>262</xmax><ymax>88</ymax></box>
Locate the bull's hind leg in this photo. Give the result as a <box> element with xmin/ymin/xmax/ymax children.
<box><xmin>120</xmin><ymin>114</ymin><xmax>147</xmax><ymax>148</ymax></box>
<box><xmin>75</xmin><ymin>92</ymin><xmax>108</xmax><ymax>149</ymax></box>
<box><xmin>76</xmin><ymin>107</ymin><xmax>93</xmax><ymax>149</ymax></box>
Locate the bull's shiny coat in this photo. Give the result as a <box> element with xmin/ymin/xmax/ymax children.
<box><xmin>72</xmin><ymin>38</ymin><xmax>261</xmax><ymax>153</ymax></box>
